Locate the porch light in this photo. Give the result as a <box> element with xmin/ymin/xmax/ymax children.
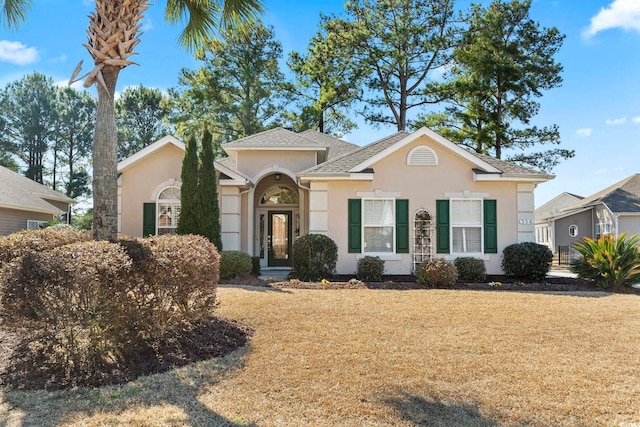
<box><xmin>275</xmin><ymin>173</ymin><xmax>281</xmax><ymax>181</ymax></box>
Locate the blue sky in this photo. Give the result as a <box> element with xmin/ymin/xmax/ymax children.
<box><xmin>1</xmin><ymin>0</ymin><xmax>639</xmax><ymax>207</ymax></box>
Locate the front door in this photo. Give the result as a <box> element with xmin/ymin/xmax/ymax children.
<box><xmin>268</xmin><ymin>211</ymin><xmax>292</xmax><ymax>267</ymax></box>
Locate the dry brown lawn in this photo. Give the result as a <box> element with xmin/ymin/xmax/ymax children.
<box><xmin>2</xmin><ymin>287</ymin><xmax>640</xmax><ymax>426</ymax></box>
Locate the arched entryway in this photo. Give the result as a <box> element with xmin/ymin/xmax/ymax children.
<box><xmin>254</xmin><ymin>174</ymin><xmax>300</xmax><ymax>268</ymax></box>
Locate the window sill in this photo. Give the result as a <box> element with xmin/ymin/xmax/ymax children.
<box><xmin>356</xmin><ymin>253</ymin><xmax>402</xmax><ymax>261</ymax></box>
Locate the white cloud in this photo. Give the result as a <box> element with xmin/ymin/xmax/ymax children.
<box><xmin>50</xmin><ymin>54</ymin><xmax>67</xmax><ymax>63</ymax></box>
<box><xmin>605</xmin><ymin>116</ymin><xmax>627</xmax><ymax>125</ymax></box>
<box><xmin>583</xmin><ymin>0</ymin><xmax>640</xmax><ymax>38</ymax></box>
<box><xmin>632</xmin><ymin>116</ymin><xmax>640</xmax><ymax>123</ymax></box>
<box><xmin>576</xmin><ymin>128</ymin><xmax>592</xmax><ymax>137</ymax></box>
<box><xmin>0</xmin><ymin>40</ymin><xmax>39</xmax><ymax>65</ymax></box>
<box><xmin>55</xmin><ymin>78</ymin><xmax>85</xmax><ymax>90</ymax></box>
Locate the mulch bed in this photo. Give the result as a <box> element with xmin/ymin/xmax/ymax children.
<box><xmin>222</xmin><ymin>274</ymin><xmax>640</xmax><ymax>294</ymax></box>
<box><xmin>0</xmin><ymin>317</ymin><xmax>251</xmax><ymax>391</ymax></box>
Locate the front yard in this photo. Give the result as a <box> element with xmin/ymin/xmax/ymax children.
<box><xmin>2</xmin><ymin>287</ymin><xmax>640</xmax><ymax>426</ymax></box>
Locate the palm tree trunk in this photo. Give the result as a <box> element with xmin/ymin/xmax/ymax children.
<box><xmin>92</xmin><ymin>65</ymin><xmax>120</xmax><ymax>242</ymax></box>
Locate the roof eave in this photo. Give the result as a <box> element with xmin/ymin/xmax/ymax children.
<box><xmin>474</xmin><ymin>171</ymin><xmax>555</xmax><ymax>183</ymax></box>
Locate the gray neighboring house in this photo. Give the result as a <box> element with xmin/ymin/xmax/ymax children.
<box><xmin>543</xmin><ymin>174</ymin><xmax>640</xmax><ymax>255</ymax></box>
<box><xmin>534</xmin><ymin>192</ymin><xmax>583</xmax><ymax>251</ymax></box>
<box><xmin>0</xmin><ymin>165</ymin><xmax>74</xmax><ymax>235</ymax></box>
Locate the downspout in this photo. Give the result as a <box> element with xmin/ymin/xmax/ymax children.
<box><xmin>297</xmin><ymin>177</ymin><xmax>311</xmax><ymax>237</ymax></box>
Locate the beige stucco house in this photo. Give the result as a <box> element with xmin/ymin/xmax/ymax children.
<box><xmin>117</xmin><ymin>127</ymin><xmax>553</xmax><ymax>275</ymax></box>
<box><xmin>0</xmin><ymin>165</ymin><xmax>74</xmax><ymax>235</ymax></box>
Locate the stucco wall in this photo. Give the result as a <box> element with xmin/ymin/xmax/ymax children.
<box><xmin>119</xmin><ymin>144</ymin><xmax>185</xmax><ymax>237</ymax></box>
<box><xmin>0</xmin><ymin>208</ymin><xmax>52</xmax><ymax>236</ymax></box>
<box><xmin>314</xmin><ymin>134</ymin><xmax>522</xmax><ymax>275</ymax></box>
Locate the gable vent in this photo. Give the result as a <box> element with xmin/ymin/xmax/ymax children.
<box><xmin>407</xmin><ymin>146</ymin><xmax>438</xmax><ymax>166</ymax></box>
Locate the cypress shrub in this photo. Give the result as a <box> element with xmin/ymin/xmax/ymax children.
<box><xmin>196</xmin><ymin>128</ymin><xmax>222</xmax><ymax>250</ymax></box>
<box><xmin>177</xmin><ymin>135</ymin><xmax>198</xmax><ymax>235</ymax></box>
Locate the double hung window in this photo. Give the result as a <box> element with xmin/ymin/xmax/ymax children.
<box><xmin>451</xmin><ymin>199</ymin><xmax>482</xmax><ymax>253</ymax></box>
<box><xmin>363</xmin><ymin>199</ymin><xmax>394</xmax><ymax>253</ymax></box>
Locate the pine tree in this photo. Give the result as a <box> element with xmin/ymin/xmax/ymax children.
<box><xmin>177</xmin><ymin>135</ymin><xmax>198</xmax><ymax>235</ymax></box>
<box><xmin>196</xmin><ymin>128</ymin><xmax>223</xmax><ymax>250</ymax></box>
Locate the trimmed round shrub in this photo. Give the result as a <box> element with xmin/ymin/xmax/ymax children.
<box><xmin>357</xmin><ymin>256</ymin><xmax>385</xmax><ymax>281</ymax></box>
<box><xmin>501</xmin><ymin>242</ymin><xmax>553</xmax><ymax>281</ymax></box>
<box><xmin>0</xmin><ymin>226</ymin><xmax>91</xmax><ymax>264</ymax></box>
<box><xmin>219</xmin><ymin>251</ymin><xmax>252</xmax><ymax>280</ymax></box>
<box><xmin>454</xmin><ymin>257</ymin><xmax>487</xmax><ymax>282</ymax></box>
<box><xmin>291</xmin><ymin>234</ymin><xmax>338</xmax><ymax>281</ymax></box>
<box><xmin>416</xmin><ymin>258</ymin><xmax>458</xmax><ymax>287</ymax></box>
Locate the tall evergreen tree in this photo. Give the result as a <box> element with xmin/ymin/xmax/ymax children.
<box><xmin>196</xmin><ymin>128</ymin><xmax>222</xmax><ymax>250</ymax></box>
<box><xmin>177</xmin><ymin>135</ymin><xmax>199</xmax><ymax>235</ymax></box>
<box><xmin>417</xmin><ymin>0</ymin><xmax>571</xmax><ymax>172</ymax></box>
<box><xmin>324</xmin><ymin>0</ymin><xmax>462</xmax><ymax>131</ymax></box>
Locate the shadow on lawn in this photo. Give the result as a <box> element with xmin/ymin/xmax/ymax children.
<box><xmin>384</xmin><ymin>392</ymin><xmax>500</xmax><ymax>427</ymax></box>
<box><xmin>2</xmin><ymin>347</ymin><xmax>255</xmax><ymax>427</ymax></box>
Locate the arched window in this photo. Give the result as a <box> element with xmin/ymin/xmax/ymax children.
<box><xmin>260</xmin><ymin>185</ymin><xmax>299</xmax><ymax>205</ymax></box>
<box><xmin>407</xmin><ymin>145</ymin><xmax>438</xmax><ymax>166</ymax></box>
<box><xmin>157</xmin><ymin>186</ymin><xmax>181</xmax><ymax>234</ymax></box>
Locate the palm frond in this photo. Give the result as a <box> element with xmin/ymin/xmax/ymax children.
<box><xmin>164</xmin><ymin>0</ymin><xmax>263</xmax><ymax>51</ymax></box>
<box><xmin>0</xmin><ymin>0</ymin><xmax>32</xmax><ymax>29</ymax></box>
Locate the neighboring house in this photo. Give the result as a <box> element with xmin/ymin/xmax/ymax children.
<box><xmin>118</xmin><ymin>127</ymin><xmax>553</xmax><ymax>275</ymax></box>
<box><xmin>0</xmin><ymin>165</ymin><xmax>74</xmax><ymax>236</ymax></box>
<box><xmin>534</xmin><ymin>192</ymin><xmax>583</xmax><ymax>250</ymax></box>
<box><xmin>543</xmin><ymin>174</ymin><xmax>640</xmax><ymax>254</ymax></box>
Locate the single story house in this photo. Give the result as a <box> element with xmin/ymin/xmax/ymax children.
<box><xmin>117</xmin><ymin>127</ymin><xmax>553</xmax><ymax>275</ymax></box>
<box><xmin>542</xmin><ymin>174</ymin><xmax>640</xmax><ymax>255</ymax></box>
<box><xmin>0</xmin><ymin>165</ymin><xmax>74</xmax><ymax>236</ymax></box>
<box><xmin>534</xmin><ymin>192</ymin><xmax>583</xmax><ymax>251</ymax></box>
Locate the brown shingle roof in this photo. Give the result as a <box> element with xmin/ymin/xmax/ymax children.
<box><xmin>299</xmin><ymin>129</ymin><xmax>359</xmax><ymax>159</ymax></box>
<box><xmin>223</xmin><ymin>127</ymin><xmax>325</xmax><ymax>149</ymax></box>
<box><xmin>0</xmin><ymin>166</ymin><xmax>74</xmax><ymax>214</ymax></box>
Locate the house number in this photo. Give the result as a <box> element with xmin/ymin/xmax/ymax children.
<box><xmin>519</xmin><ymin>219</ymin><xmax>533</xmax><ymax>225</ymax></box>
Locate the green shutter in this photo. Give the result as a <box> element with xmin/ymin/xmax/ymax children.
<box><xmin>396</xmin><ymin>199</ymin><xmax>409</xmax><ymax>253</ymax></box>
<box><xmin>484</xmin><ymin>199</ymin><xmax>498</xmax><ymax>254</ymax></box>
<box><xmin>436</xmin><ymin>199</ymin><xmax>450</xmax><ymax>253</ymax></box>
<box><xmin>143</xmin><ymin>203</ymin><xmax>156</xmax><ymax>237</ymax></box>
<box><xmin>348</xmin><ymin>199</ymin><xmax>361</xmax><ymax>253</ymax></box>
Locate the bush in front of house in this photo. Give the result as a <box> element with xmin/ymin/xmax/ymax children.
<box><xmin>454</xmin><ymin>257</ymin><xmax>487</xmax><ymax>282</ymax></box>
<box><xmin>0</xmin><ymin>226</ymin><xmax>92</xmax><ymax>264</ymax></box>
<box><xmin>357</xmin><ymin>255</ymin><xmax>385</xmax><ymax>281</ymax></box>
<box><xmin>0</xmin><ymin>234</ymin><xmax>220</xmax><ymax>388</ymax></box>
<box><xmin>251</xmin><ymin>256</ymin><xmax>261</xmax><ymax>276</ymax></box>
<box><xmin>416</xmin><ymin>258</ymin><xmax>458</xmax><ymax>287</ymax></box>
<box><xmin>501</xmin><ymin>242</ymin><xmax>553</xmax><ymax>281</ymax></box>
<box><xmin>291</xmin><ymin>234</ymin><xmax>338</xmax><ymax>281</ymax></box>
<box><xmin>1</xmin><ymin>240</ymin><xmax>133</xmax><ymax>381</ymax></box>
<box><xmin>571</xmin><ymin>232</ymin><xmax>640</xmax><ymax>288</ymax></box>
<box><xmin>219</xmin><ymin>251</ymin><xmax>253</xmax><ymax>280</ymax></box>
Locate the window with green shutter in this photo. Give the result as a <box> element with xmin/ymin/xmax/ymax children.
<box><xmin>395</xmin><ymin>199</ymin><xmax>409</xmax><ymax>253</ymax></box>
<box><xmin>436</xmin><ymin>199</ymin><xmax>450</xmax><ymax>253</ymax></box>
<box><xmin>348</xmin><ymin>199</ymin><xmax>361</xmax><ymax>253</ymax></box>
<box><xmin>484</xmin><ymin>199</ymin><xmax>497</xmax><ymax>253</ymax></box>
<box><xmin>143</xmin><ymin>203</ymin><xmax>156</xmax><ymax>237</ymax></box>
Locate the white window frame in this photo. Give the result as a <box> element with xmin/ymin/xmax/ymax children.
<box><xmin>27</xmin><ymin>220</ymin><xmax>47</xmax><ymax>230</ymax></box>
<box><xmin>595</xmin><ymin>222</ymin><xmax>611</xmax><ymax>239</ymax></box>
<box><xmin>362</xmin><ymin>197</ymin><xmax>396</xmax><ymax>255</ymax></box>
<box><xmin>450</xmin><ymin>198</ymin><xmax>483</xmax><ymax>255</ymax></box>
<box><xmin>157</xmin><ymin>186</ymin><xmax>181</xmax><ymax>235</ymax></box>
<box><xmin>568</xmin><ymin>224</ymin><xmax>578</xmax><ymax>237</ymax></box>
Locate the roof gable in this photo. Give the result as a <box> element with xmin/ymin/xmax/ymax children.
<box><xmin>568</xmin><ymin>174</ymin><xmax>640</xmax><ymax>214</ymax></box>
<box><xmin>299</xmin><ymin>127</ymin><xmax>553</xmax><ymax>183</ymax></box>
<box><xmin>118</xmin><ymin>135</ymin><xmax>185</xmax><ymax>172</ymax></box>
<box><xmin>0</xmin><ymin>166</ymin><xmax>74</xmax><ymax>214</ymax></box>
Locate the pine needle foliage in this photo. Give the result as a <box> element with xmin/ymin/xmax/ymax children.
<box><xmin>571</xmin><ymin>232</ymin><xmax>640</xmax><ymax>288</ymax></box>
